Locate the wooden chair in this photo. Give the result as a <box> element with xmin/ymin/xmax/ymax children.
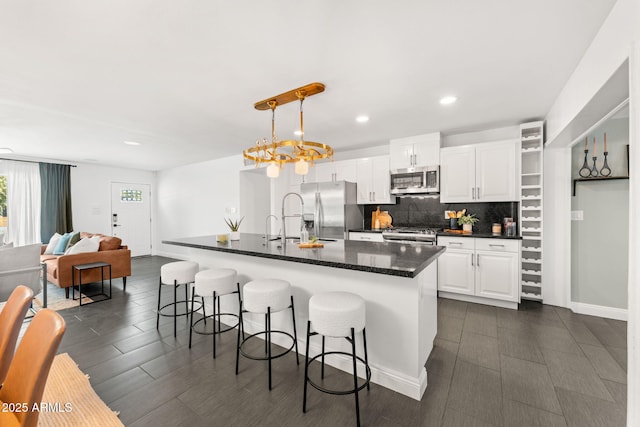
<box><xmin>0</xmin><ymin>309</ymin><xmax>66</xmax><ymax>427</ymax></box>
<box><xmin>0</xmin><ymin>285</ymin><xmax>34</xmax><ymax>387</ymax></box>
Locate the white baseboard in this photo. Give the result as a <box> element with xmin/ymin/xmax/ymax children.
<box><xmin>438</xmin><ymin>291</ymin><xmax>518</xmax><ymax>310</ymax></box>
<box><xmin>569</xmin><ymin>301</ymin><xmax>628</xmax><ymax>321</ymax></box>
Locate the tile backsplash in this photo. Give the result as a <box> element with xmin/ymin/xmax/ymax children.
<box><xmin>363</xmin><ymin>197</ymin><xmax>519</xmax><ymax>234</ymax></box>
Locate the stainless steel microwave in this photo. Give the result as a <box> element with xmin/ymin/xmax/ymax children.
<box><xmin>390</xmin><ymin>165</ymin><xmax>439</xmax><ymax>195</ymax></box>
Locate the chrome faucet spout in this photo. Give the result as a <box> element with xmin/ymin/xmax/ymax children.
<box><xmin>281</xmin><ymin>192</ymin><xmax>305</xmax><ymax>244</ymax></box>
<box><xmin>265</xmin><ymin>214</ymin><xmax>278</xmax><ymax>243</ymax></box>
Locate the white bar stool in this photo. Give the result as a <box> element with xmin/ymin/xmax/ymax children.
<box><xmin>156</xmin><ymin>261</ymin><xmax>199</xmax><ymax>337</ymax></box>
<box><xmin>235</xmin><ymin>279</ymin><xmax>299</xmax><ymax>390</ymax></box>
<box><xmin>303</xmin><ymin>291</ymin><xmax>371</xmax><ymax>427</ymax></box>
<box><xmin>189</xmin><ymin>268</ymin><xmax>241</xmax><ymax>358</ymax></box>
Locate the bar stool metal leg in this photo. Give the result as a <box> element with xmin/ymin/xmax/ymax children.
<box><xmin>350</xmin><ymin>327</ymin><xmax>361</xmax><ymax>427</ymax></box>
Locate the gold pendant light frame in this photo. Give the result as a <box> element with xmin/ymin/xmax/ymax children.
<box><xmin>243</xmin><ymin>82</ymin><xmax>333</xmax><ymax>175</ymax></box>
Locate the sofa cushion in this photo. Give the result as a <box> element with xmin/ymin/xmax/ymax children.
<box><xmin>98</xmin><ymin>235</ymin><xmax>122</xmax><ymax>251</ymax></box>
<box><xmin>53</xmin><ymin>233</ymin><xmax>73</xmax><ymax>255</ymax></box>
<box><xmin>65</xmin><ymin>236</ymin><xmax>100</xmax><ymax>255</ymax></box>
<box><xmin>44</xmin><ymin>232</ymin><xmax>62</xmax><ymax>255</ymax></box>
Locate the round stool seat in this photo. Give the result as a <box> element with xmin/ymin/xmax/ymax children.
<box><xmin>194</xmin><ymin>268</ymin><xmax>237</xmax><ymax>297</ymax></box>
<box><xmin>243</xmin><ymin>279</ymin><xmax>291</xmax><ymax>313</ymax></box>
<box><xmin>161</xmin><ymin>261</ymin><xmax>198</xmax><ymax>285</ymax></box>
<box><xmin>309</xmin><ymin>292</ymin><xmax>365</xmax><ymax>337</ymax></box>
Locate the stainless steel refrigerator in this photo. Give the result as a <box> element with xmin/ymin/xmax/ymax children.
<box><xmin>300</xmin><ymin>181</ymin><xmax>363</xmax><ymax>240</ymax></box>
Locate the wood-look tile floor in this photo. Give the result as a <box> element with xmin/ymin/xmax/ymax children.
<box><xmin>45</xmin><ymin>256</ymin><xmax>627</xmax><ymax>426</ymax></box>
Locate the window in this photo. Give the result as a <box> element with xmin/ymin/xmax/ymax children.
<box><xmin>120</xmin><ymin>189</ymin><xmax>143</xmax><ymax>203</ymax></box>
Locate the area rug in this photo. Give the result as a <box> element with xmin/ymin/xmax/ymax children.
<box><xmin>34</xmin><ymin>290</ymin><xmax>93</xmax><ymax>312</ymax></box>
<box><xmin>39</xmin><ymin>353</ymin><xmax>124</xmax><ymax>427</ymax></box>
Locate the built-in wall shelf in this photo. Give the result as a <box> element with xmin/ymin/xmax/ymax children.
<box><xmin>519</xmin><ymin>121</ymin><xmax>544</xmax><ymax>303</ymax></box>
<box><xmin>572</xmin><ymin>176</ymin><xmax>629</xmax><ymax>196</ymax></box>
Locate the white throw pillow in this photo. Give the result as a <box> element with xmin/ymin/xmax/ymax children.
<box><xmin>65</xmin><ymin>236</ymin><xmax>100</xmax><ymax>255</ymax></box>
<box><xmin>44</xmin><ymin>233</ymin><xmax>62</xmax><ymax>255</ymax></box>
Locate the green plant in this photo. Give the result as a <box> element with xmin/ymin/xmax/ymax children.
<box><xmin>224</xmin><ymin>216</ymin><xmax>244</xmax><ymax>232</ymax></box>
<box><xmin>457</xmin><ymin>213</ymin><xmax>479</xmax><ymax>226</ymax></box>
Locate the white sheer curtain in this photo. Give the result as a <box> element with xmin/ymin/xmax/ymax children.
<box><xmin>1</xmin><ymin>160</ymin><xmax>41</xmax><ymax>246</ymax></box>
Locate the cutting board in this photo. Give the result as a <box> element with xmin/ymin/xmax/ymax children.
<box><xmin>298</xmin><ymin>243</ymin><xmax>324</xmax><ymax>248</ymax></box>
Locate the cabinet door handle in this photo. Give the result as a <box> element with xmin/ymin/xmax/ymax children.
<box><xmin>448</xmin><ymin>242</ymin><xmax>463</xmax><ymax>246</ymax></box>
<box><xmin>489</xmin><ymin>244</ymin><xmax>505</xmax><ymax>248</ymax></box>
<box><xmin>372</xmin><ymin>191</ymin><xmax>376</xmax><ymax>200</ymax></box>
<box><xmin>477</xmin><ymin>254</ymin><xmax>480</xmax><ymax>267</ymax></box>
<box><xmin>471</xmin><ymin>254</ymin><xmax>474</xmax><ymax>266</ymax></box>
<box><xmin>477</xmin><ymin>187</ymin><xmax>480</xmax><ymax>199</ymax></box>
<box><xmin>472</xmin><ymin>187</ymin><xmax>475</xmax><ymax>199</ymax></box>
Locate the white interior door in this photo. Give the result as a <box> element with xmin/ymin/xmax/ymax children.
<box><xmin>111</xmin><ymin>182</ymin><xmax>151</xmax><ymax>257</ymax></box>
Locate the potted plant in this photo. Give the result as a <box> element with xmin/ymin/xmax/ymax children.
<box><xmin>457</xmin><ymin>213</ymin><xmax>479</xmax><ymax>233</ymax></box>
<box><xmin>224</xmin><ymin>216</ymin><xmax>244</xmax><ymax>240</ymax></box>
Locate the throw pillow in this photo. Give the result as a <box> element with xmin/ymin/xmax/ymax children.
<box><xmin>44</xmin><ymin>232</ymin><xmax>63</xmax><ymax>255</ymax></box>
<box><xmin>65</xmin><ymin>236</ymin><xmax>101</xmax><ymax>255</ymax></box>
<box><xmin>68</xmin><ymin>231</ymin><xmax>81</xmax><ymax>248</ymax></box>
<box><xmin>53</xmin><ymin>232</ymin><xmax>73</xmax><ymax>255</ymax></box>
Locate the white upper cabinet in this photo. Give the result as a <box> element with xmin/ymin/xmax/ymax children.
<box><xmin>440</xmin><ymin>146</ymin><xmax>476</xmax><ymax>202</ymax></box>
<box><xmin>356</xmin><ymin>156</ymin><xmax>395</xmax><ymax>204</ymax></box>
<box><xmin>389</xmin><ymin>132</ymin><xmax>441</xmax><ymax>170</ymax></box>
<box><xmin>313</xmin><ymin>160</ymin><xmax>356</xmax><ymax>183</ymax></box>
<box><xmin>440</xmin><ymin>140</ymin><xmax>519</xmax><ymax>203</ymax></box>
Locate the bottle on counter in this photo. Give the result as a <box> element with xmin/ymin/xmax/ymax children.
<box><xmin>300</xmin><ymin>224</ymin><xmax>309</xmax><ymax>243</ymax></box>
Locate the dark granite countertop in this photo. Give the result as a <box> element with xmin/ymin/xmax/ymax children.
<box><xmin>163</xmin><ymin>233</ymin><xmax>445</xmax><ymax>278</ymax></box>
<box><xmin>437</xmin><ymin>231</ymin><xmax>522</xmax><ymax>240</ymax></box>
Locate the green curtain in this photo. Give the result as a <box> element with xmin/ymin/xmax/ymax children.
<box><xmin>40</xmin><ymin>163</ymin><xmax>73</xmax><ymax>243</ymax></box>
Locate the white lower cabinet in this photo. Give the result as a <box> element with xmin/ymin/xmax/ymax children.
<box><xmin>437</xmin><ymin>236</ymin><xmax>520</xmax><ymax>307</ymax></box>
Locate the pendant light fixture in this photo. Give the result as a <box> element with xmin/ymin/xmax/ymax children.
<box><xmin>243</xmin><ymin>82</ymin><xmax>333</xmax><ymax>178</ymax></box>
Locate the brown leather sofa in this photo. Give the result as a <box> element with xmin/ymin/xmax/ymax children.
<box><xmin>40</xmin><ymin>232</ymin><xmax>131</xmax><ymax>298</ymax></box>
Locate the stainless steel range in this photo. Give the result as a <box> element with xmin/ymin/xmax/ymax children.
<box><xmin>381</xmin><ymin>227</ymin><xmax>440</xmax><ymax>245</ymax></box>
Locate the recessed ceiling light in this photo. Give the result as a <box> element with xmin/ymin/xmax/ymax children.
<box><xmin>124</xmin><ymin>141</ymin><xmax>141</xmax><ymax>146</ymax></box>
<box><xmin>294</xmin><ymin>130</ymin><xmax>303</xmax><ymax>136</ymax></box>
<box><xmin>440</xmin><ymin>96</ymin><xmax>457</xmax><ymax>105</ymax></box>
<box><xmin>356</xmin><ymin>115</ymin><xmax>370</xmax><ymax>123</ymax></box>
<box><xmin>0</xmin><ymin>147</ymin><xmax>14</xmax><ymax>154</ymax></box>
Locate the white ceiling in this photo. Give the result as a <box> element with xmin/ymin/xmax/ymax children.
<box><xmin>0</xmin><ymin>1</ymin><xmax>618</xmax><ymax>171</ymax></box>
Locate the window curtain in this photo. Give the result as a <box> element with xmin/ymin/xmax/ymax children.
<box><xmin>39</xmin><ymin>163</ymin><xmax>73</xmax><ymax>243</ymax></box>
<box><xmin>3</xmin><ymin>161</ymin><xmax>41</xmax><ymax>246</ymax></box>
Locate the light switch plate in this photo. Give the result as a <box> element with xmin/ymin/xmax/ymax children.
<box><xmin>571</xmin><ymin>210</ymin><xmax>584</xmax><ymax>221</ymax></box>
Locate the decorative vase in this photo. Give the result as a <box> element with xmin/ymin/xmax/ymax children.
<box><xmin>462</xmin><ymin>224</ymin><xmax>472</xmax><ymax>232</ymax></box>
<box><xmin>229</xmin><ymin>231</ymin><xmax>240</xmax><ymax>241</ymax></box>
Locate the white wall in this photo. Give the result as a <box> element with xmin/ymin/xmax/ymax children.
<box><xmin>155</xmin><ymin>154</ymin><xmax>244</xmax><ymax>256</ymax></box>
<box><xmin>71</xmin><ymin>162</ymin><xmax>155</xmax><ymax>236</ymax></box>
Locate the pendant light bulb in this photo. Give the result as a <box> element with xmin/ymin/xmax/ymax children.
<box><xmin>295</xmin><ymin>158</ymin><xmax>309</xmax><ymax>175</ymax></box>
<box><xmin>266</xmin><ymin>162</ymin><xmax>280</xmax><ymax>178</ymax></box>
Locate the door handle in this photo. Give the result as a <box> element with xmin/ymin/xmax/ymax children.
<box><xmin>476</xmin><ymin>254</ymin><xmax>480</xmax><ymax>267</ymax></box>
<box><xmin>471</xmin><ymin>254</ymin><xmax>474</xmax><ymax>266</ymax></box>
<box><xmin>477</xmin><ymin>187</ymin><xmax>480</xmax><ymax>199</ymax></box>
<box><xmin>472</xmin><ymin>187</ymin><xmax>475</xmax><ymax>200</ymax></box>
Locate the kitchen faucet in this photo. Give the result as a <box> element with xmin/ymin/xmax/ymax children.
<box><xmin>264</xmin><ymin>214</ymin><xmax>278</xmax><ymax>244</ymax></box>
<box><xmin>281</xmin><ymin>192</ymin><xmax>304</xmax><ymax>244</ymax></box>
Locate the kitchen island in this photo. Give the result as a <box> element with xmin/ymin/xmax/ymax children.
<box><xmin>162</xmin><ymin>233</ymin><xmax>445</xmax><ymax>400</ymax></box>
